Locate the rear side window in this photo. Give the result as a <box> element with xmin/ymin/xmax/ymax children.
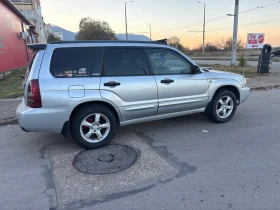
<box><xmin>50</xmin><ymin>47</ymin><xmax>95</xmax><ymax>78</ymax></box>
<box><xmin>104</xmin><ymin>48</ymin><xmax>149</xmax><ymax>76</ymax></box>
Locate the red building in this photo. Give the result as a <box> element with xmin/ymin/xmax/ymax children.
<box><xmin>0</xmin><ymin>0</ymin><xmax>37</xmax><ymax>73</ymax></box>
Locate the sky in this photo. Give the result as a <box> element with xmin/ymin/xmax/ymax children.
<box><xmin>41</xmin><ymin>0</ymin><xmax>280</xmax><ymax>48</ymax></box>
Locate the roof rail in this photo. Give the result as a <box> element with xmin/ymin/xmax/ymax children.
<box><xmin>49</xmin><ymin>40</ymin><xmax>168</xmax><ymax>45</ymax></box>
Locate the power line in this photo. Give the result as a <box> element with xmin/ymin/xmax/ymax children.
<box><xmin>259</xmin><ymin>0</ymin><xmax>278</xmax><ymax>7</ymax></box>
<box><xmin>181</xmin><ymin>18</ymin><xmax>280</xmax><ymax>36</ymax></box>
<box><xmin>153</xmin><ymin>1</ymin><xmax>280</xmax><ymax>35</ymax></box>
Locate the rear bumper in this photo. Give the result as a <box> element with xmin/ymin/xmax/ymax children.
<box><xmin>16</xmin><ymin>99</ymin><xmax>70</xmax><ymax>133</ymax></box>
<box><xmin>239</xmin><ymin>87</ymin><xmax>250</xmax><ymax>104</ymax></box>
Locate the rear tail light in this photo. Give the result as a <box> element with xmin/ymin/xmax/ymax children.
<box><xmin>27</xmin><ymin>79</ymin><xmax>42</xmax><ymax>108</ymax></box>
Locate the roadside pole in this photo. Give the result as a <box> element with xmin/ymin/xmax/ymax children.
<box><xmin>243</xmin><ymin>35</ymin><xmax>248</xmax><ymax>75</ymax></box>
<box><xmin>231</xmin><ymin>0</ymin><xmax>239</xmax><ymax>66</ymax></box>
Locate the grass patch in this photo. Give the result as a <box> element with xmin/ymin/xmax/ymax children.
<box><xmin>198</xmin><ymin>64</ymin><xmax>259</xmax><ymax>78</ymax></box>
<box><xmin>0</xmin><ymin>68</ymin><xmax>25</xmax><ymax>99</ymax></box>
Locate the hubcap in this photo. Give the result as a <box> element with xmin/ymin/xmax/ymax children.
<box><xmin>80</xmin><ymin>113</ymin><xmax>110</xmax><ymax>143</ymax></box>
<box><xmin>216</xmin><ymin>95</ymin><xmax>234</xmax><ymax>119</ymax></box>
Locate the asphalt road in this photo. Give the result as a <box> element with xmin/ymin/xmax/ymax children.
<box><xmin>1</xmin><ymin>89</ymin><xmax>280</xmax><ymax>210</ymax></box>
<box><xmin>194</xmin><ymin>60</ymin><xmax>280</xmax><ymax>69</ymax></box>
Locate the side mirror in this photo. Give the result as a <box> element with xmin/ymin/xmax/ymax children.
<box><xmin>193</xmin><ymin>65</ymin><xmax>201</xmax><ymax>74</ymax></box>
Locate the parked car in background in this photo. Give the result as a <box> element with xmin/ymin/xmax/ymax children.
<box><xmin>17</xmin><ymin>40</ymin><xmax>250</xmax><ymax>149</ymax></box>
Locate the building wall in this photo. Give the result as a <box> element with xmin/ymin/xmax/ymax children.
<box><xmin>44</xmin><ymin>23</ymin><xmax>52</xmax><ymax>40</ymax></box>
<box><xmin>11</xmin><ymin>0</ymin><xmax>46</xmax><ymax>43</ymax></box>
<box><xmin>33</xmin><ymin>0</ymin><xmax>46</xmax><ymax>43</ymax></box>
<box><xmin>0</xmin><ymin>0</ymin><xmax>33</xmax><ymax>73</ymax></box>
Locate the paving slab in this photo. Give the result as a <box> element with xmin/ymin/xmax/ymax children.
<box><xmin>48</xmin><ymin>132</ymin><xmax>180</xmax><ymax>209</ymax></box>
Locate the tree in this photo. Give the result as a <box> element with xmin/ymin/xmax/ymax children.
<box><xmin>217</xmin><ymin>37</ymin><xmax>244</xmax><ymax>50</ymax></box>
<box><xmin>205</xmin><ymin>42</ymin><xmax>218</xmax><ymax>52</ymax></box>
<box><xmin>47</xmin><ymin>33</ymin><xmax>61</xmax><ymax>43</ymax></box>
<box><xmin>168</xmin><ymin>36</ymin><xmax>183</xmax><ymax>50</ymax></box>
<box><xmin>195</xmin><ymin>42</ymin><xmax>218</xmax><ymax>53</ymax></box>
<box><xmin>76</xmin><ymin>17</ymin><xmax>116</xmax><ymax>40</ymax></box>
<box><xmin>167</xmin><ymin>36</ymin><xmax>190</xmax><ymax>53</ymax></box>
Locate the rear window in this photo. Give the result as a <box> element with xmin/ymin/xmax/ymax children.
<box><xmin>50</xmin><ymin>47</ymin><xmax>95</xmax><ymax>78</ymax></box>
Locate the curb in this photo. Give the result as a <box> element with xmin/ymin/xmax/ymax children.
<box><xmin>250</xmin><ymin>85</ymin><xmax>280</xmax><ymax>91</ymax></box>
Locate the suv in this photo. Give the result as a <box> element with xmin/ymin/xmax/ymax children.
<box><xmin>17</xmin><ymin>41</ymin><xmax>250</xmax><ymax>149</ymax></box>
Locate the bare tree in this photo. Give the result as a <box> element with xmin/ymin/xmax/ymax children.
<box><xmin>76</xmin><ymin>17</ymin><xmax>116</xmax><ymax>40</ymax></box>
<box><xmin>218</xmin><ymin>37</ymin><xmax>244</xmax><ymax>51</ymax></box>
<box><xmin>167</xmin><ymin>36</ymin><xmax>189</xmax><ymax>53</ymax></box>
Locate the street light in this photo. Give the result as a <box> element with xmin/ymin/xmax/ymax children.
<box><xmin>125</xmin><ymin>0</ymin><xmax>134</xmax><ymax>40</ymax></box>
<box><xmin>198</xmin><ymin>1</ymin><xmax>206</xmax><ymax>56</ymax></box>
<box><xmin>145</xmin><ymin>23</ymin><xmax>152</xmax><ymax>41</ymax></box>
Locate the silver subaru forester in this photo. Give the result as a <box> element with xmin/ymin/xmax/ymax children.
<box><xmin>17</xmin><ymin>41</ymin><xmax>250</xmax><ymax>149</ymax></box>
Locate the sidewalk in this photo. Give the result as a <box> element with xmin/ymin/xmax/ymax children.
<box><xmin>247</xmin><ymin>66</ymin><xmax>280</xmax><ymax>89</ymax></box>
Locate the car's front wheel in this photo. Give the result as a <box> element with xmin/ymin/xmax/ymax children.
<box><xmin>209</xmin><ymin>89</ymin><xmax>237</xmax><ymax>123</ymax></box>
<box><xmin>70</xmin><ymin>104</ymin><xmax>117</xmax><ymax>149</ymax></box>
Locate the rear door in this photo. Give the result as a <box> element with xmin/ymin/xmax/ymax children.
<box><xmin>100</xmin><ymin>47</ymin><xmax>158</xmax><ymax>122</ymax></box>
<box><xmin>145</xmin><ymin>48</ymin><xmax>209</xmax><ymax>115</ymax></box>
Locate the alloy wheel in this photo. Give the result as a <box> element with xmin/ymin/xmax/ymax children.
<box><xmin>80</xmin><ymin>113</ymin><xmax>110</xmax><ymax>143</ymax></box>
<box><xmin>216</xmin><ymin>95</ymin><xmax>234</xmax><ymax>119</ymax></box>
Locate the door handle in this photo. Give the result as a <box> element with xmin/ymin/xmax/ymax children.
<box><xmin>161</xmin><ymin>79</ymin><xmax>174</xmax><ymax>84</ymax></box>
<box><xmin>104</xmin><ymin>81</ymin><xmax>121</xmax><ymax>87</ymax></box>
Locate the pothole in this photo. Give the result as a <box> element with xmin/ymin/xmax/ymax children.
<box><xmin>73</xmin><ymin>145</ymin><xmax>138</xmax><ymax>175</ymax></box>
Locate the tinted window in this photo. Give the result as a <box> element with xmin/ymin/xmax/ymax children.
<box><xmin>105</xmin><ymin>48</ymin><xmax>149</xmax><ymax>76</ymax></box>
<box><xmin>146</xmin><ymin>48</ymin><xmax>192</xmax><ymax>75</ymax></box>
<box><xmin>50</xmin><ymin>47</ymin><xmax>95</xmax><ymax>78</ymax></box>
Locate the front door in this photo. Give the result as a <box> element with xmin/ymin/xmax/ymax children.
<box><xmin>100</xmin><ymin>48</ymin><xmax>158</xmax><ymax>121</ymax></box>
<box><xmin>145</xmin><ymin>48</ymin><xmax>209</xmax><ymax>115</ymax></box>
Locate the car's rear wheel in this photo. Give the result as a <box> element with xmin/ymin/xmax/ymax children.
<box><xmin>70</xmin><ymin>104</ymin><xmax>117</xmax><ymax>149</ymax></box>
<box><xmin>209</xmin><ymin>89</ymin><xmax>237</xmax><ymax>123</ymax></box>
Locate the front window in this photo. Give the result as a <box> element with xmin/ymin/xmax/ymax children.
<box><xmin>146</xmin><ymin>48</ymin><xmax>192</xmax><ymax>75</ymax></box>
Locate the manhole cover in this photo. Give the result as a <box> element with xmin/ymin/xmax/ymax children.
<box><xmin>73</xmin><ymin>145</ymin><xmax>138</xmax><ymax>175</ymax></box>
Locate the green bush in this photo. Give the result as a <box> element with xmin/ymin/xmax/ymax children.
<box><xmin>238</xmin><ymin>53</ymin><xmax>247</xmax><ymax>67</ymax></box>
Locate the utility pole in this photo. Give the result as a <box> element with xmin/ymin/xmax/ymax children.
<box><xmin>146</xmin><ymin>23</ymin><xmax>151</xmax><ymax>41</ymax></box>
<box><xmin>125</xmin><ymin>1</ymin><xmax>134</xmax><ymax>40</ymax></box>
<box><xmin>198</xmin><ymin>1</ymin><xmax>206</xmax><ymax>56</ymax></box>
<box><xmin>231</xmin><ymin>0</ymin><xmax>239</xmax><ymax>66</ymax></box>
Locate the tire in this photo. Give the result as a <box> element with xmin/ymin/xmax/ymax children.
<box><xmin>260</xmin><ymin>64</ymin><xmax>271</xmax><ymax>69</ymax></box>
<box><xmin>70</xmin><ymin>104</ymin><xmax>117</xmax><ymax>149</ymax></box>
<box><xmin>261</xmin><ymin>54</ymin><xmax>272</xmax><ymax>60</ymax></box>
<box><xmin>260</xmin><ymin>68</ymin><xmax>270</xmax><ymax>74</ymax></box>
<box><xmin>261</xmin><ymin>59</ymin><xmax>272</xmax><ymax>65</ymax></box>
<box><xmin>209</xmin><ymin>89</ymin><xmax>237</xmax><ymax>123</ymax></box>
<box><xmin>263</xmin><ymin>44</ymin><xmax>272</xmax><ymax>54</ymax></box>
